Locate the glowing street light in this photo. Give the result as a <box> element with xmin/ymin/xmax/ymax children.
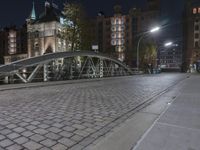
<box><xmin>164</xmin><ymin>42</ymin><xmax>173</xmax><ymax>47</ymax></box>
<box><xmin>150</xmin><ymin>26</ymin><xmax>160</xmax><ymax>33</ymax></box>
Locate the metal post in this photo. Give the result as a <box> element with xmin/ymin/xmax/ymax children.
<box><xmin>43</xmin><ymin>64</ymin><xmax>48</xmax><ymax>82</ymax></box>
<box><xmin>136</xmin><ymin>35</ymin><xmax>145</xmax><ymax>70</ymax></box>
<box><xmin>100</xmin><ymin>59</ymin><xmax>103</xmax><ymax>78</ymax></box>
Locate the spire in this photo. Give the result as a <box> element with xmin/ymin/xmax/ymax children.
<box><xmin>30</xmin><ymin>1</ymin><xmax>36</xmax><ymax>20</ymax></box>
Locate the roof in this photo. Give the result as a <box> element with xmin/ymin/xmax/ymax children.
<box><xmin>33</xmin><ymin>4</ymin><xmax>61</xmax><ymax>24</ymax></box>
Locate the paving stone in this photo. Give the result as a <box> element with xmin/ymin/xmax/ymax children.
<box><xmin>33</xmin><ymin>129</ymin><xmax>48</xmax><ymax>135</ymax></box>
<box><xmin>0</xmin><ymin>134</ymin><xmax>6</xmax><ymax>140</ymax></box>
<box><xmin>30</xmin><ymin>134</ymin><xmax>45</xmax><ymax>142</ymax></box>
<box><xmin>23</xmin><ymin>118</ymin><xmax>33</xmax><ymax>123</ymax></box>
<box><xmin>13</xmin><ymin>127</ymin><xmax>25</xmax><ymax>133</ymax></box>
<box><xmin>52</xmin><ymin>123</ymin><xmax>64</xmax><ymax>128</ymax></box>
<box><xmin>6</xmin><ymin>124</ymin><xmax>17</xmax><ymax>129</ymax></box>
<box><xmin>21</xmin><ymin>131</ymin><xmax>34</xmax><ymax>137</ymax></box>
<box><xmin>0</xmin><ymin>129</ymin><xmax>12</xmax><ymax>135</ymax></box>
<box><xmin>14</xmin><ymin>137</ymin><xmax>29</xmax><ymax>144</ymax></box>
<box><xmin>30</xmin><ymin>121</ymin><xmax>40</xmax><ymax>125</ymax></box>
<box><xmin>59</xmin><ymin>131</ymin><xmax>73</xmax><ymax>138</ymax></box>
<box><xmin>52</xmin><ymin>144</ymin><xmax>68</xmax><ymax>150</ymax></box>
<box><xmin>40</xmin><ymin>139</ymin><xmax>57</xmax><ymax>147</ymax></box>
<box><xmin>38</xmin><ymin>124</ymin><xmax>50</xmax><ymax>129</ymax></box>
<box><xmin>23</xmin><ymin>141</ymin><xmax>42</xmax><ymax>150</ymax></box>
<box><xmin>40</xmin><ymin>148</ymin><xmax>51</xmax><ymax>150</ymax></box>
<box><xmin>69</xmin><ymin>144</ymin><xmax>84</xmax><ymax>150</ymax></box>
<box><xmin>45</xmin><ymin>132</ymin><xmax>61</xmax><ymax>140</ymax></box>
<box><xmin>0</xmin><ymin>139</ymin><xmax>14</xmax><ymax>147</ymax></box>
<box><xmin>6</xmin><ymin>144</ymin><xmax>23</xmax><ymax>150</ymax></box>
<box><xmin>0</xmin><ymin>121</ymin><xmax>10</xmax><ymax>125</ymax></box>
<box><xmin>74</xmin><ymin>130</ymin><xmax>90</xmax><ymax>137</ymax></box>
<box><xmin>79</xmin><ymin>137</ymin><xmax>95</xmax><ymax>147</ymax></box>
<box><xmin>72</xmin><ymin>124</ymin><xmax>86</xmax><ymax>130</ymax></box>
<box><xmin>47</xmin><ymin>127</ymin><xmax>61</xmax><ymax>133</ymax></box>
<box><xmin>71</xmin><ymin>134</ymin><xmax>84</xmax><ymax>142</ymax></box>
<box><xmin>18</xmin><ymin>122</ymin><xmax>29</xmax><ymax>127</ymax></box>
<box><xmin>62</xmin><ymin>126</ymin><xmax>76</xmax><ymax>132</ymax></box>
<box><xmin>26</xmin><ymin>125</ymin><xmax>37</xmax><ymax>130</ymax></box>
<box><xmin>7</xmin><ymin>133</ymin><xmax>20</xmax><ymax>139</ymax></box>
<box><xmin>58</xmin><ymin>138</ymin><xmax>75</xmax><ymax>147</ymax></box>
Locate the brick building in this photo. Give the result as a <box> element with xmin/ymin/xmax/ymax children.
<box><xmin>183</xmin><ymin>0</ymin><xmax>200</xmax><ymax>70</ymax></box>
<box><xmin>0</xmin><ymin>26</ymin><xmax>27</xmax><ymax>64</ymax></box>
<box><xmin>92</xmin><ymin>0</ymin><xmax>160</xmax><ymax>67</ymax></box>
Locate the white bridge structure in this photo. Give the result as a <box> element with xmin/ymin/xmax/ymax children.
<box><xmin>0</xmin><ymin>51</ymin><xmax>133</xmax><ymax>83</ymax></box>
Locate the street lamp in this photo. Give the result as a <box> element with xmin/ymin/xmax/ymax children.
<box><xmin>164</xmin><ymin>42</ymin><xmax>173</xmax><ymax>47</ymax></box>
<box><xmin>136</xmin><ymin>26</ymin><xmax>160</xmax><ymax>70</ymax></box>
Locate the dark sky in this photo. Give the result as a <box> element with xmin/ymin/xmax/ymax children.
<box><xmin>0</xmin><ymin>0</ymin><xmax>185</xmax><ymax>27</ymax></box>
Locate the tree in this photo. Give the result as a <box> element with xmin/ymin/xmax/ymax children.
<box><xmin>139</xmin><ymin>39</ymin><xmax>157</xmax><ymax>69</ymax></box>
<box><xmin>62</xmin><ymin>2</ymin><xmax>92</xmax><ymax>51</ymax></box>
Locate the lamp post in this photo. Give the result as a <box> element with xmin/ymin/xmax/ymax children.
<box><xmin>136</xmin><ymin>26</ymin><xmax>160</xmax><ymax>70</ymax></box>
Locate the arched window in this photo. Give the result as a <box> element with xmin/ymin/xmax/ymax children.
<box><xmin>35</xmin><ymin>31</ymin><xmax>39</xmax><ymax>38</ymax></box>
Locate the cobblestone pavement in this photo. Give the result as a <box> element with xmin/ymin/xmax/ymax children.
<box><xmin>0</xmin><ymin>74</ymin><xmax>186</xmax><ymax>150</ymax></box>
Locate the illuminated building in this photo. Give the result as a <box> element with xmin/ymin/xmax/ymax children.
<box><xmin>27</xmin><ymin>1</ymin><xmax>68</xmax><ymax>58</ymax></box>
<box><xmin>93</xmin><ymin>1</ymin><xmax>160</xmax><ymax>66</ymax></box>
<box><xmin>183</xmin><ymin>0</ymin><xmax>200</xmax><ymax>70</ymax></box>
<box><xmin>0</xmin><ymin>26</ymin><xmax>27</xmax><ymax>64</ymax></box>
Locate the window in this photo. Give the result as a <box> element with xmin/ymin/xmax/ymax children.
<box><xmin>195</xmin><ymin>25</ymin><xmax>199</xmax><ymax>30</ymax></box>
<box><xmin>195</xmin><ymin>33</ymin><xmax>199</xmax><ymax>39</ymax></box>
<box><xmin>198</xmin><ymin>8</ymin><xmax>200</xmax><ymax>13</ymax></box>
<box><xmin>111</xmin><ymin>40</ymin><xmax>115</xmax><ymax>45</ymax></box>
<box><xmin>193</xmin><ymin>8</ymin><xmax>197</xmax><ymax>14</ymax></box>
<box><xmin>35</xmin><ymin>31</ymin><xmax>39</xmax><ymax>38</ymax></box>
<box><xmin>195</xmin><ymin>41</ymin><xmax>199</xmax><ymax>48</ymax></box>
<box><xmin>116</xmin><ymin>19</ymin><xmax>119</xmax><ymax>24</ymax></box>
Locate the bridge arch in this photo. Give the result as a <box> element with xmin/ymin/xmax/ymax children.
<box><xmin>0</xmin><ymin>51</ymin><xmax>133</xmax><ymax>83</ymax></box>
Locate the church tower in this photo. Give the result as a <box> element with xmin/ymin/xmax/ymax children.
<box><xmin>26</xmin><ymin>1</ymin><xmax>36</xmax><ymax>24</ymax></box>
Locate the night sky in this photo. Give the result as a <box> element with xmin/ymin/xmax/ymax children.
<box><xmin>0</xmin><ymin>0</ymin><xmax>185</xmax><ymax>42</ymax></box>
<box><xmin>0</xmin><ymin>0</ymin><xmax>185</xmax><ymax>27</ymax></box>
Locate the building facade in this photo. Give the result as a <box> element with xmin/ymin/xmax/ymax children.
<box><xmin>159</xmin><ymin>45</ymin><xmax>182</xmax><ymax>69</ymax></box>
<box><xmin>27</xmin><ymin>1</ymin><xmax>68</xmax><ymax>58</ymax></box>
<box><xmin>93</xmin><ymin>0</ymin><xmax>160</xmax><ymax>67</ymax></box>
<box><xmin>183</xmin><ymin>0</ymin><xmax>200</xmax><ymax>70</ymax></box>
<box><xmin>0</xmin><ymin>26</ymin><xmax>27</xmax><ymax>64</ymax></box>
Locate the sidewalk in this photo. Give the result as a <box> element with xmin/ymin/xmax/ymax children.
<box><xmin>88</xmin><ymin>74</ymin><xmax>200</xmax><ymax>150</ymax></box>
<box><xmin>133</xmin><ymin>74</ymin><xmax>200</xmax><ymax>150</ymax></box>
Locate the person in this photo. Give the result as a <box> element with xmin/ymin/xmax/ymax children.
<box><xmin>150</xmin><ymin>64</ymin><xmax>153</xmax><ymax>74</ymax></box>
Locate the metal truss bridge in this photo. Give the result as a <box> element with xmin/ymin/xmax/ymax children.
<box><xmin>0</xmin><ymin>51</ymin><xmax>133</xmax><ymax>84</ymax></box>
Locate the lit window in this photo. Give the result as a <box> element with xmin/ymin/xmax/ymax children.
<box><xmin>116</xmin><ymin>19</ymin><xmax>119</xmax><ymax>24</ymax></box>
<box><xmin>116</xmin><ymin>33</ymin><xmax>119</xmax><ymax>38</ymax></box>
<box><xmin>198</xmin><ymin>8</ymin><xmax>200</xmax><ymax>13</ymax></box>
<box><xmin>111</xmin><ymin>27</ymin><xmax>115</xmax><ymax>31</ymax></box>
<box><xmin>193</xmin><ymin>8</ymin><xmax>197</xmax><ymax>14</ymax></box>
<box><xmin>111</xmin><ymin>40</ymin><xmax>116</xmax><ymax>45</ymax></box>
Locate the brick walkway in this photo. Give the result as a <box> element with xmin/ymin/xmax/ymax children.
<box><xmin>0</xmin><ymin>74</ymin><xmax>186</xmax><ymax>150</ymax></box>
